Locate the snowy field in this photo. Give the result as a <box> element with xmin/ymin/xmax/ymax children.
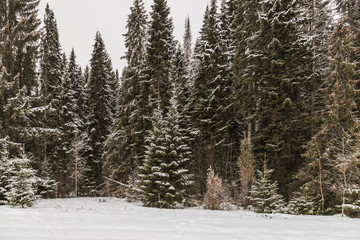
<box><xmin>0</xmin><ymin>198</ymin><xmax>359</xmax><ymax>240</ymax></box>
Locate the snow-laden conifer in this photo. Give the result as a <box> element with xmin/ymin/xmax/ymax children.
<box><xmin>249</xmin><ymin>157</ymin><xmax>284</xmax><ymax>213</ymax></box>
<box><xmin>102</xmin><ymin>0</ymin><xmax>148</xmax><ymax>191</ymax></box>
<box><xmin>6</xmin><ymin>146</ymin><xmax>38</xmax><ymax>208</ymax></box>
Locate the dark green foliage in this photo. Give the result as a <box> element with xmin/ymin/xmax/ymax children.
<box><xmin>300</xmin><ymin>19</ymin><xmax>360</xmax><ymax>214</ymax></box>
<box><xmin>249</xmin><ymin>159</ymin><xmax>285</xmax><ymax>213</ymax></box>
<box><xmin>235</xmin><ymin>0</ymin><xmax>312</xmax><ymax>197</ymax></box>
<box><xmin>144</xmin><ymin>0</ymin><xmax>175</xmax><ymax>111</ymax></box>
<box><xmin>6</xmin><ymin>145</ymin><xmax>38</xmax><ymax>208</ymax></box>
<box><xmin>140</xmin><ymin>91</ymin><xmax>191</xmax><ymax>208</ymax></box>
<box><xmin>102</xmin><ymin>0</ymin><xmax>148</xmax><ymax>193</ymax></box>
<box><xmin>86</xmin><ymin>31</ymin><xmax>113</xmax><ymax>194</ymax></box>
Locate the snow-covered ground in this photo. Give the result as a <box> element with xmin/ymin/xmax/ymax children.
<box><xmin>0</xmin><ymin>198</ymin><xmax>359</xmax><ymax>240</ymax></box>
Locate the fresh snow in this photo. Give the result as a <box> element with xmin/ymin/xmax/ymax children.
<box><xmin>0</xmin><ymin>198</ymin><xmax>359</xmax><ymax>240</ymax></box>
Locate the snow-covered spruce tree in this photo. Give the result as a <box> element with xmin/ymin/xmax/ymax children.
<box><xmin>234</xmin><ymin>0</ymin><xmax>262</xmax><ymax>140</ymax></box>
<box><xmin>102</xmin><ymin>0</ymin><xmax>148</xmax><ymax>194</ymax></box>
<box><xmin>0</xmin><ymin>0</ymin><xmax>40</xmax><ymax>100</ymax></box>
<box><xmin>6</xmin><ymin>145</ymin><xmax>38</xmax><ymax>208</ymax></box>
<box><xmin>38</xmin><ymin>4</ymin><xmax>64</xmax><ymax>196</ymax></box>
<box><xmin>237</xmin><ymin>137</ymin><xmax>255</xmax><ymax>205</ymax></box>
<box><xmin>191</xmin><ymin>0</ymin><xmax>234</xmax><ymax>193</ymax></box>
<box><xmin>134</xmin><ymin>0</ymin><xmax>175</xmax><ymax>186</ymax></box>
<box><xmin>163</xmin><ymin>85</ymin><xmax>192</xmax><ymax>206</ymax></box>
<box><xmin>56</xmin><ymin>53</ymin><xmax>79</xmax><ymax>197</ymax></box>
<box><xmin>249</xmin><ymin>157</ymin><xmax>284</xmax><ymax>213</ymax></box>
<box><xmin>140</xmin><ymin>90</ymin><xmax>191</xmax><ymax>208</ymax></box>
<box><xmin>204</xmin><ymin>166</ymin><xmax>224</xmax><ymax>210</ymax></box>
<box><xmin>140</xmin><ymin>104</ymin><xmax>167</xmax><ymax>208</ymax></box>
<box><xmin>144</xmin><ymin>0</ymin><xmax>175</xmax><ymax>112</ymax></box>
<box><xmin>300</xmin><ymin>19</ymin><xmax>360</xmax><ymax>215</ymax></box>
<box><xmin>85</xmin><ymin>31</ymin><xmax>113</xmax><ymax>194</ymax></box>
<box><xmin>301</xmin><ymin>0</ymin><xmax>333</xmax><ymax>136</ymax></box>
<box><xmin>0</xmin><ymin>138</ymin><xmax>11</xmax><ymax>204</ymax></box>
<box><xmin>287</xmin><ymin>191</ymin><xmax>317</xmax><ymax>215</ymax></box>
<box><xmin>183</xmin><ymin>16</ymin><xmax>192</xmax><ymax>74</ymax></box>
<box><xmin>236</xmin><ymin>0</ymin><xmax>312</xmax><ymax>197</ymax></box>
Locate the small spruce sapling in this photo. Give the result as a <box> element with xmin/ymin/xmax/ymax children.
<box><xmin>6</xmin><ymin>146</ymin><xmax>39</xmax><ymax>208</ymax></box>
<box><xmin>248</xmin><ymin>155</ymin><xmax>284</xmax><ymax>213</ymax></box>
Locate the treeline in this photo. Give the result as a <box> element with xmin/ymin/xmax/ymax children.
<box><xmin>0</xmin><ymin>0</ymin><xmax>359</xmax><ymax>216</ymax></box>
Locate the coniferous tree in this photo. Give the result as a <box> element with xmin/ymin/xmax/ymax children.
<box><xmin>236</xmin><ymin>0</ymin><xmax>312</xmax><ymax>197</ymax></box>
<box><xmin>0</xmin><ymin>138</ymin><xmax>11</xmax><ymax>204</ymax></box>
<box><xmin>140</xmin><ymin>90</ymin><xmax>191</xmax><ymax>208</ymax></box>
<box><xmin>133</xmin><ymin>0</ymin><xmax>176</xmax><ymax>178</ymax></box>
<box><xmin>38</xmin><ymin>4</ymin><xmax>63</xmax><ymax>196</ymax></box>
<box><xmin>86</xmin><ymin>31</ymin><xmax>112</xmax><ymax>194</ymax></box>
<box><xmin>0</xmin><ymin>0</ymin><xmax>40</xmax><ymax>107</ymax></box>
<box><xmin>249</xmin><ymin>157</ymin><xmax>284</xmax><ymax>213</ymax></box>
<box><xmin>145</xmin><ymin>0</ymin><xmax>175</xmax><ymax>112</ymax></box>
<box><xmin>300</xmin><ymin>19</ymin><xmax>360</xmax><ymax>214</ymax></box>
<box><xmin>183</xmin><ymin>17</ymin><xmax>192</xmax><ymax>73</ymax></box>
<box><xmin>102</xmin><ymin>0</ymin><xmax>148</xmax><ymax>191</ymax></box>
<box><xmin>191</xmin><ymin>0</ymin><xmax>236</xmax><ymax>192</ymax></box>
<box><xmin>6</xmin><ymin>145</ymin><xmax>38</xmax><ymax>208</ymax></box>
<box><xmin>301</xmin><ymin>0</ymin><xmax>333</xmax><ymax>136</ymax></box>
<box><xmin>139</xmin><ymin>104</ymin><xmax>167</xmax><ymax>208</ymax></box>
<box><xmin>56</xmin><ymin>54</ymin><xmax>78</xmax><ymax>196</ymax></box>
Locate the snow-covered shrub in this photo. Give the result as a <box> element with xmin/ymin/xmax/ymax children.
<box><xmin>287</xmin><ymin>192</ymin><xmax>316</xmax><ymax>215</ymax></box>
<box><xmin>204</xmin><ymin>166</ymin><xmax>223</xmax><ymax>210</ymax></box>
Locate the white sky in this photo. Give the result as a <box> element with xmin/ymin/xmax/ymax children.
<box><xmin>38</xmin><ymin>0</ymin><xmax>210</xmax><ymax>72</ymax></box>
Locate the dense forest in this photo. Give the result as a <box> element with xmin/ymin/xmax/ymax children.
<box><xmin>0</xmin><ymin>0</ymin><xmax>359</xmax><ymax>217</ymax></box>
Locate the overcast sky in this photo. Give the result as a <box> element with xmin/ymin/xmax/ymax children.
<box><xmin>38</xmin><ymin>0</ymin><xmax>210</xmax><ymax>72</ymax></box>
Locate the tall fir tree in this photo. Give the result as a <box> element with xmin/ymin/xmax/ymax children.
<box><xmin>236</xmin><ymin>0</ymin><xmax>312</xmax><ymax>197</ymax></box>
<box><xmin>102</xmin><ymin>0</ymin><xmax>148</xmax><ymax>192</ymax></box>
<box><xmin>38</xmin><ymin>4</ymin><xmax>63</xmax><ymax>196</ymax></box>
<box><xmin>140</xmin><ymin>88</ymin><xmax>191</xmax><ymax>208</ymax></box>
<box><xmin>183</xmin><ymin>16</ymin><xmax>192</xmax><ymax>74</ymax></box>
<box><xmin>0</xmin><ymin>0</ymin><xmax>40</xmax><ymax>155</ymax></box>
<box><xmin>191</xmin><ymin>0</ymin><xmax>237</xmax><ymax>192</ymax></box>
<box><xmin>144</xmin><ymin>0</ymin><xmax>175</xmax><ymax>111</ymax></box>
<box><xmin>86</xmin><ymin>31</ymin><xmax>112</xmax><ymax>194</ymax></box>
<box><xmin>139</xmin><ymin>104</ymin><xmax>167</xmax><ymax>207</ymax></box>
<box><xmin>300</xmin><ymin>19</ymin><xmax>360</xmax><ymax>214</ymax></box>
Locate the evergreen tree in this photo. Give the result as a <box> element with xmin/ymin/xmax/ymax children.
<box><xmin>0</xmin><ymin>138</ymin><xmax>11</xmax><ymax>204</ymax></box>
<box><xmin>236</xmin><ymin>0</ymin><xmax>312</xmax><ymax>196</ymax></box>
<box><xmin>102</xmin><ymin>0</ymin><xmax>148</xmax><ymax>190</ymax></box>
<box><xmin>191</xmin><ymin>0</ymin><xmax>237</xmax><ymax>192</ymax></box>
<box><xmin>144</xmin><ymin>0</ymin><xmax>175</xmax><ymax>111</ymax></box>
<box><xmin>38</xmin><ymin>4</ymin><xmax>63</xmax><ymax>196</ymax></box>
<box><xmin>302</xmin><ymin>0</ymin><xmax>333</xmax><ymax>136</ymax></box>
<box><xmin>183</xmin><ymin>16</ymin><xmax>192</xmax><ymax>73</ymax></box>
<box><xmin>301</xmin><ymin>19</ymin><xmax>360</xmax><ymax>214</ymax></box>
<box><xmin>140</xmin><ymin>92</ymin><xmax>191</xmax><ymax>208</ymax></box>
<box><xmin>6</xmin><ymin>145</ymin><xmax>38</xmax><ymax>208</ymax></box>
<box><xmin>139</xmin><ymin>104</ymin><xmax>167</xmax><ymax>208</ymax></box>
<box><xmin>56</xmin><ymin>54</ymin><xmax>78</xmax><ymax>196</ymax></box>
<box><xmin>0</xmin><ymin>0</ymin><xmax>40</xmax><ymax>105</ymax></box>
<box><xmin>249</xmin><ymin>157</ymin><xmax>284</xmax><ymax>213</ymax></box>
<box><xmin>86</xmin><ymin>31</ymin><xmax>112</xmax><ymax>193</ymax></box>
